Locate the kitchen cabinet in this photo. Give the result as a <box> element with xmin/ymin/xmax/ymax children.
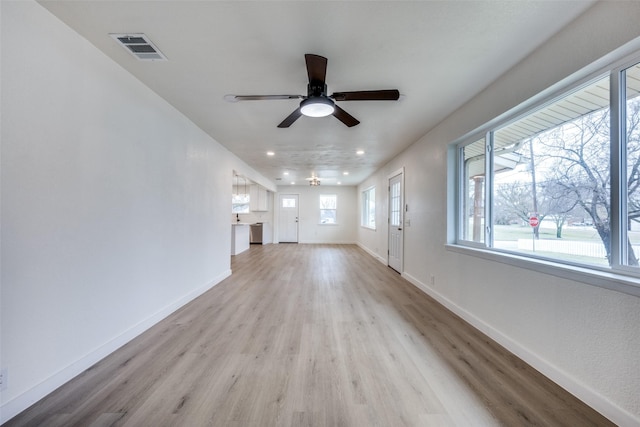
<box><xmin>250</xmin><ymin>185</ymin><xmax>269</xmax><ymax>211</ymax></box>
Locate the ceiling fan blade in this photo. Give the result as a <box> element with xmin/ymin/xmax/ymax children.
<box><xmin>225</xmin><ymin>94</ymin><xmax>302</xmax><ymax>102</ymax></box>
<box><xmin>332</xmin><ymin>105</ymin><xmax>360</xmax><ymax>127</ymax></box>
<box><xmin>278</xmin><ymin>108</ymin><xmax>303</xmax><ymax>128</ymax></box>
<box><xmin>331</xmin><ymin>89</ymin><xmax>400</xmax><ymax>101</ymax></box>
<box><xmin>305</xmin><ymin>54</ymin><xmax>327</xmax><ymax>84</ymax></box>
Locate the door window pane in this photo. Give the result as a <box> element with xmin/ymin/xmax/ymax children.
<box><xmin>282</xmin><ymin>197</ymin><xmax>296</xmax><ymax>208</ymax></box>
<box><xmin>390</xmin><ymin>180</ymin><xmax>401</xmax><ymax>227</ymax></box>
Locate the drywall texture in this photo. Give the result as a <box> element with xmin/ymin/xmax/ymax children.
<box><xmin>358</xmin><ymin>2</ymin><xmax>640</xmax><ymax>425</ymax></box>
<box><xmin>0</xmin><ymin>1</ymin><xmax>269</xmax><ymax>421</ymax></box>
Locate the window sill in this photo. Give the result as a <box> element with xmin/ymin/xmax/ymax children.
<box><xmin>445</xmin><ymin>244</ymin><xmax>640</xmax><ymax>298</ymax></box>
<box><xmin>361</xmin><ymin>225</ymin><xmax>376</xmax><ymax>231</ymax></box>
<box><xmin>319</xmin><ymin>223</ymin><xmax>339</xmax><ymax>226</ymax></box>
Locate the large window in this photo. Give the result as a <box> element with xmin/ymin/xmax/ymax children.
<box><xmin>320</xmin><ymin>194</ymin><xmax>337</xmax><ymax>224</ymax></box>
<box><xmin>361</xmin><ymin>187</ymin><xmax>376</xmax><ymax>228</ymax></box>
<box><xmin>455</xmin><ymin>57</ymin><xmax>640</xmax><ymax>277</ymax></box>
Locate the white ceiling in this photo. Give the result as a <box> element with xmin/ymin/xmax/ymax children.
<box><xmin>38</xmin><ymin>0</ymin><xmax>596</xmax><ymax>186</ymax></box>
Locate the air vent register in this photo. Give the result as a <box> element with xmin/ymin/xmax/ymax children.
<box><xmin>110</xmin><ymin>33</ymin><xmax>167</xmax><ymax>61</ymax></box>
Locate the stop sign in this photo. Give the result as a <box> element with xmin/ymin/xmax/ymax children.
<box><xmin>529</xmin><ymin>216</ymin><xmax>539</xmax><ymax>227</ymax></box>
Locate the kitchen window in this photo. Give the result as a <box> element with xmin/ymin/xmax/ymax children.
<box><xmin>232</xmin><ymin>193</ymin><xmax>250</xmax><ymax>213</ymax></box>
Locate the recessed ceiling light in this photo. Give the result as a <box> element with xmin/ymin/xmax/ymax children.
<box><xmin>343</xmin><ymin>171</ymin><xmax>349</xmax><ymax>175</ymax></box>
<box><xmin>267</xmin><ymin>151</ymin><xmax>275</xmax><ymax>156</ymax></box>
<box><xmin>283</xmin><ymin>171</ymin><xmax>289</xmax><ymax>175</ymax></box>
<box><xmin>291</xmin><ymin>181</ymin><xmax>295</xmax><ymax>185</ymax></box>
<box><xmin>337</xmin><ymin>182</ymin><xmax>342</xmax><ymax>185</ymax></box>
<box><xmin>356</xmin><ymin>150</ymin><xmax>365</xmax><ymax>155</ymax></box>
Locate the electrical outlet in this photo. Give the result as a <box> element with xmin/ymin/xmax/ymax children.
<box><xmin>430</xmin><ymin>275</ymin><xmax>435</xmax><ymax>286</ymax></box>
<box><xmin>0</xmin><ymin>368</ymin><xmax>7</xmax><ymax>391</ymax></box>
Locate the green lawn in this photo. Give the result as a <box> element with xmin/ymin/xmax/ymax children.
<box><xmin>476</xmin><ymin>223</ymin><xmax>640</xmax><ymax>266</ymax></box>
<box><xmin>493</xmin><ymin>224</ymin><xmax>603</xmax><ymax>242</ymax></box>
<box><xmin>492</xmin><ymin>224</ymin><xmax>611</xmax><ymax>266</ymax></box>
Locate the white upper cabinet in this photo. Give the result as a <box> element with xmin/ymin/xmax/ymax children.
<box><xmin>250</xmin><ymin>185</ymin><xmax>269</xmax><ymax>211</ymax></box>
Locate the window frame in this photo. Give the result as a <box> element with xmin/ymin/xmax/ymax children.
<box><xmin>232</xmin><ymin>192</ymin><xmax>250</xmax><ymax>214</ymax></box>
<box><xmin>450</xmin><ymin>48</ymin><xmax>640</xmax><ymax>298</ymax></box>
<box><xmin>319</xmin><ymin>193</ymin><xmax>338</xmax><ymax>225</ymax></box>
<box><xmin>361</xmin><ymin>186</ymin><xmax>376</xmax><ymax>229</ymax></box>
<box><xmin>458</xmin><ymin>135</ymin><xmax>490</xmax><ymax>247</ymax></box>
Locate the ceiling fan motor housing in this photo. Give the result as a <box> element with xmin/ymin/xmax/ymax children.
<box><xmin>308</xmin><ymin>82</ymin><xmax>327</xmax><ymax>98</ymax></box>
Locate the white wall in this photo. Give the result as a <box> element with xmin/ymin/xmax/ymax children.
<box><xmin>276</xmin><ymin>185</ymin><xmax>357</xmax><ymax>244</ymax></box>
<box><xmin>0</xmin><ymin>1</ymin><xmax>271</xmax><ymax>422</ymax></box>
<box><xmin>357</xmin><ymin>2</ymin><xmax>640</xmax><ymax>425</ymax></box>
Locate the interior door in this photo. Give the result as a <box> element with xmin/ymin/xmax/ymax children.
<box><xmin>278</xmin><ymin>194</ymin><xmax>299</xmax><ymax>243</ymax></box>
<box><xmin>388</xmin><ymin>172</ymin><xmax>403</xmax><ymax>272</ymax></box>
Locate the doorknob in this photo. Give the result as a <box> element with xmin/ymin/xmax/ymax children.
<box><xmin>398</xmin><ymin>227</ymin><xmax>402</xmax><ymax>231</ymax></box>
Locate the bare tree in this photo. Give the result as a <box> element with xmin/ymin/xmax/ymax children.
<box><xmin>490</xmin><ymin>91</ymin><xmax>640</xmax><ymax>265</ymax></box>
<box><xmin>626</xmin><ymin>96</ymin><xmax>640</xmax><ymax>229</ymax></box>
<box><xmin>494</xmin><ymin>175</ymin><xmax>577</xmax><ymax>239</ymax></box>
<box><xmin>494</xmin><ymin>181</ymin><xmax>533</xmax><ymax>225</ymax></box>
<box><xmin>539</xmin><ymin>179</ymin><xmax>579</xmax><ymax>238</ymax></box>
<box><xmin>536</xmin><ymin>107</ymin><xmax>639</xmax><ymax>265</ymax></box>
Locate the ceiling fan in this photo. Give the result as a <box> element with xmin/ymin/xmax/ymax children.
<box><xmin>225</xmin><ymin>54</ymin><xmax>400</xmax><ymax>128</ymax></box>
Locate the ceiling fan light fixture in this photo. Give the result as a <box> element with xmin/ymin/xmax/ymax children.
<box><xmin>300</xmin><ymin>97</ymin><xmax>335</xmax><ymax>117</ymax></box>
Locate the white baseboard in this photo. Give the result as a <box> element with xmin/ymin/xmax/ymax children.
<box><xmin>0</xmin><ymin>269</ymin><xmax>231</xmax><ymax>425</ymax></box>
<box><xmin>400</xmin><ymin>271</ymin><xmax>639</xmax><ymax>427</ymax></box>
<box><xmin>356</xmin><ymin>242</ymin><xmax>387</xmax><ymax>265</ymax></box>
<box><xmin>298</xmin><ymin>240</ymin><xmax>356</xmax><ymax>245</ymax></box>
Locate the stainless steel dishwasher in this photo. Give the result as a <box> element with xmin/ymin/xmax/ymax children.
<box><xmin>250</xmin><ymin>223</ymin><xmax>263</xmax><ymax>244</ymax></box>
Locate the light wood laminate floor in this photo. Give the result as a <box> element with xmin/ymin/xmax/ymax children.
<box><xmin>7</xmin><ymin>244</ymin><xmax>613</xmax><ymax>426</ymax></box>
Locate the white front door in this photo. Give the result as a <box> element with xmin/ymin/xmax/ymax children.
<box><xmin>388</xmin><ymin>172</ymin><xmax>403</xmax><ymax>272</ymax></box>
<box><xmin>278</xmin><ymin>194</ymin><xmax>299</xmax><ymax>243</ymax></box>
